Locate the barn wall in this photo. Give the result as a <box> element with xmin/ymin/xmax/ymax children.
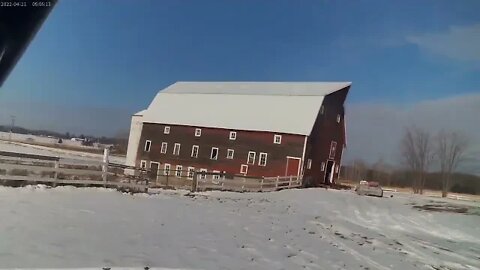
<box><xmin>136</xmin><ymin>123</ymin><xmax>305</xmax><ymax>178</ymax></box>
<box><xmin>125</xmin><ymin>114</ymin><xmax>143</xmax><ymax>174</ymax></box>
<box><xmin>303</xmin><ymin>87</ymin><xmax>350</xmax><ymax>186</ymax></box>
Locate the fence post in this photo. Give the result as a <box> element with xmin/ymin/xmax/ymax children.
<box><xmin>242</xmin><ymin>178</ymin><xmax>246</xmax><ymax>192</ymax></box>
<box><xmin>260</xmin><ymin>178</ymin><xmax>264</xmax><ymax>191</ymax></box>
<box><xmin>289</xmin><ymin>175</ymin><xmax>293</xmax><ymax>188</ymax></box>
<box><xmin>275</xmin><ymin>176</ymin><xmax>279</xmax><ymax>189</ymax></box>
<box><xmin>102</xmin><ymin>148</ymin><xmax>109</xmax><ymax>188</ymax></box>
<box><xmin>53</xmin><ymin>159</ymin><xmax>59</xmax><ymax>187</ymax></box>
<box><xmin>166</xmin><ymin>171</ymin><xmax>169</xmax><ymax>187</ymax></box>
<box><xmin>191</xmin><ymin>171</ymin><xmax>198</xmax><ymax>192</ymax></box>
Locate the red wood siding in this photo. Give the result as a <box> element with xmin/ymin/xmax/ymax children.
<box><xmin>303</xmin><ymin>86</ymin><xmax>350</xmax><ymax>186</ymax></box>
<box><xmin>136</xmin><ymin>124</ymin><xmax>305</xmax><ymax>178</ymax></box>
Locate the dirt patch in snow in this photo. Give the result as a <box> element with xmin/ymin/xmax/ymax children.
<box><xmin>412</xmin><ymin>203</ymin><xmax>480</xmax><ymax>216</ymax></box>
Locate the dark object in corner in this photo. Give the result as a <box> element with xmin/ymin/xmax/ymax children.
<box><xmin>0</xmin><ymin>0</ymin><xmax>57</xmax><ymax>87</ymax></box>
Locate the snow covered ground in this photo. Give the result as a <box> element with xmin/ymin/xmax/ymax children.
<box><xmin>0</xmin><ymin>140</ymin><xmax>125</xmax><ymax>165</ymax></box>
<box><xmin>0</xmin><ymin>186</ymin><xmax>479</xmax><ymax>269</ymax></box>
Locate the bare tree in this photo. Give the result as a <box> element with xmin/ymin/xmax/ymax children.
<box><xmin>401</xmin><ymin>126</ymin><xmax>434</xmax><ymax>194</ymax></box>
<box><xmin>352</xmin><ymin>159</ymin><xmax>368</xmax><ymax>182</ymax></box>
<box><xmin>372</xmin><ymin>157</ymin><xmax>392</xmax><ymax>186</ymax></box>
<box><xmin>436</xmin><ymin>130</ymin><xmax>469</xmax><ymax>197</ymax></box>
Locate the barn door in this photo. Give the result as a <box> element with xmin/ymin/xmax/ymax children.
<box><xmin>323</xmin><ymin>160</ymin><xmax>335</xmax><ymax>184</ymax></box>
<box><xmin>149</xmin><ymin>162</ymin><xmax>160</xmax><ymax>181</ymax></box>
<box><xmin>285</xmin><ymin>157</ymin><xmax>301</xmax><ymax>177</ymax></box>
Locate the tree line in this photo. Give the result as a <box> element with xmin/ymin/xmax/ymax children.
<box><xmin>341</xmin><ymin>126</ymin><xmax>478</xmax><ymax>197</ymax></box>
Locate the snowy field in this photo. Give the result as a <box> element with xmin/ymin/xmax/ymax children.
<box><xmin>0</xmin><ymin>186</ymin><xmax>479</xmax><ymax>270</ymax></box>
<box><xmin>0</xmin><ymin>140</ymin><xmax>125</xmax><ymax>165</ymax></box>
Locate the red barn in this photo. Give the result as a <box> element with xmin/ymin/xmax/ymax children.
<box><xmin>125</xmin><ymin>82</ymin><xmax>351</xmax><ymax>186</ymax></box>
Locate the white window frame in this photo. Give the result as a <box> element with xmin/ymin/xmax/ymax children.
<box><xmin>240</xmin><ymin>164</ymin><xmax>248</xmax><ymax>174</ymax></box>
<box><xmin>210</xmin><ymin>147</ymin><xmax>219</xmax><ymax>160</ymax></box>
<box><xmin>160</xmin><ymin>142</ymin><xmax>168</xmax><ymax>154</ymax></box>
<box><xmin>321</xmin><ymin>162</ymin><xmax>325</xmax><ymax>172</ymax></box>
<box><xmin>175</xmin><ymin>165</ymin><xmax>182</xmax><ymax>178</ymax></box>
<box><xmin>247</xmin><ymin>151</ymin><xmax>256</xmax><ymax>165</ymax></box>
<box><xmin>164</xmin><ymin>163</ymin><xmax>171</xmax><ymax>175</ymax></box>
<box><xmin>258</xmin><ymin>152</ymin><xmax>268</xmax><ymax>166</ymax></box>
<box><xmin>164</xmin><ymin>126</ymin><xmax>170</xmax><ymax>134</ymax></box>
<box><xmin>212</xmin><ymin>170</ymin><xmax>220</xmax><ymax>180</ymax></box>
<box><xmin>144</xmin><ymin>140</ymin><xmax>151</xmax><ymax>152</ymax></box>
<box><xmin>337</xmin><ymin>114</ymin><xmax>341</xmax><ymax>123</ymax></box>
<box><xmin>173</xmin><ymin>143</ymin><xmax>181</xmax><ymax>156</ymax></box>
<box><xmin>226</xmin><ymin>149</ymin><xmax>234</xmax><ymax>159</ymax></box>
<box><xmin>199</xmin><ymin>168</ymin><xmax>207</xmax><ymax>180</ymax></box>
<box><xmin>187</xmin><ymin>167</ymin><xmax>195</xmax><ymax>180</ymax></box>
<box><xmin>307</xmin><ymin>159</ymin><xmax>312</xmax><ymax>170</ymax></box>
<box><xmin>229</xmin><ymin>131</ymin><xmax>237</xmax><ymax>140</ymax></box>
<box><xmin>191</xmin><ymin>145</ymin><xmax>199</xmax><ymax>158</ymax></box>
<box><xmin>140</xmin><ymin>160</ymin><xmax>147</xmax><ymax>169</ymax></box>
<box><xmin>274</xmin><ymin>134</ymin><xmax>282</xmax><ymax>144</ymax></box>
<box><xmin>329</xmin><ymin>141</ymin><xmax>337</xmax><ymax>159</ymax></box>
<box><xmin>195</xmin><ymin>128</ymin><xmax>202</xmax><ymax>137</ymax></box>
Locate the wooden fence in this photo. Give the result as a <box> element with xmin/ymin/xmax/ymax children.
<box><xmin>0</xmin><ymin>149</ymin><xmax>303</xmax><ymax>193</ymax></box>
<box><xmin>192</xmin><ymin>172</ymin><xmax>302</xmax><ymax>192</ymax></box>
<box><xmin>0</xmin><ymin>149</ymin><xmax>148</xmax><ymax>192</ymax></box>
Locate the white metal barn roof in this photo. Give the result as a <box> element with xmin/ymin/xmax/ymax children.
<box><xmin>141</xmin><ymin>82</ymin><xmax>351</xmax><ymax>136</ymax></box>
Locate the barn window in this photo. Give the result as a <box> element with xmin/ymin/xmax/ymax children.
<box><xmin>199</xmin><ymin>168</ymin><xmax>207</xmax><ymax>180</ymax></box>
<box><xmin>321</xmin><ymin>162</ymin><xmax>325</xmax><ymax>171</ymax></box>
<box><xmin>240</xmin><ymin>164</ymin><xmax>248</xmax><ymax>174</ymax></box>
<box><xmin>329</xmin><ymin>141</ymin><xmax>337</xmax><ymax>159</ymax></box>
<box><xmin>160</xmin><ymin>142</ymin><xmax>167</xmax><ymax>154</ymax></box>
<box><xmin>144</xmin><ymin>140</ymin><xmax>151</xmax><ymax>152</ymax></box>
<box><xmin>187</xmin><ymin>167</ymin><xmax>195</xmax><ymax>179</ymax></box>
<box><xmin>320</xmin><ymin>105</ymin><xmax>325</xmax><ymax>114</ymax></box>
<box><xmin>164</xmin><ymin>126</ymin><xmax>170</xmax><ymax>134</ymax></box>
<box><xmin>337</xmin><ymin>114</ymin><xmax>341</xmax><ymax>123</ymax></box>
<box><xmin>175</xmin><ymin>165</ymin><xmax>182</xmax><ymax>178</ymax></box>
<box><xmin>173</xmin><ymin>143</ymin><xmax>181</xmax><ymax>155</ymax></box>
<box><xmin>227</xmin><ymin>149</ymin><xmax>234</xmax><ymax>159</ymax></box>
<box><xmin>164</xmin><ymin>163</ymin><xmax>171</xmax><ymax>175</ymax></box>
<box><xmin>258</xmin><ymin>152</ymin><xmax>268</xmax><ymax>166</ymax></box>
<box><xmin>274</xmin><ymin>135</ymin><xmax>282</xmax><ymax>144</ymax></box>
<box><xmin>247</xmin><ymin>151</ymin><xmax>256</xmax><ymax>165</ymax></box>
<box><xmin>307</xmin><ymin>159</ymin><xmax>312</xmax><ymax>169</ymax></box>
<box><xmin>210</xmin><ymin>147</ymin><xmax>219</xmax><ymax>160</ymax></box>
<box><xmin>212</xmin><ymin>170</ymin><xmax>220</xmax><ymax>180</ymax></box>
<box><xmin>191</xmin><ymin>145</ymin><xmax>199</xmax><ymax>158</ymax></box>
<box><xmin>140</xmin><ymin>160</ymin><xmax>147</xmax><ymax>169</ymax></box>
<box><xmin>229</xmin><ymin>131</ymin><xmax>237</xmax><ymax>140</ymax></box>
<box><xmin>195</xmin><ymin>128</ymin><xmax>202</xmax><ymax>137</ymax></box>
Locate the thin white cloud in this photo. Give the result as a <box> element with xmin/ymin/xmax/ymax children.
<box><xmin>406</xmin><ymin>24</ymin><xmax>480</xmax><ymax>61</ymax></box>
<box><xmin>344</xmin><ymin>93</ymin><xmax>480</xmax><ymax>174</ymax></box>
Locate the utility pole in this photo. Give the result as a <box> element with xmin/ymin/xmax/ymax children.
<box><xmin>9</xmin><ymin>115</ymin><xmax>15</xmax><ymax>141</ymax></box>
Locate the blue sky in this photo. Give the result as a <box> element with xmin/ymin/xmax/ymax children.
<box><xmin>1</xmin><ymin>0</ymin><xmax>479</xmax><ymax>141</ymax></box>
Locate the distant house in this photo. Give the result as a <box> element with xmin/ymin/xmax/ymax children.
<box><xmin>126</xmin><ymin>82</ymin><xmax>351</xmax><ymax>186</ymax></box>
